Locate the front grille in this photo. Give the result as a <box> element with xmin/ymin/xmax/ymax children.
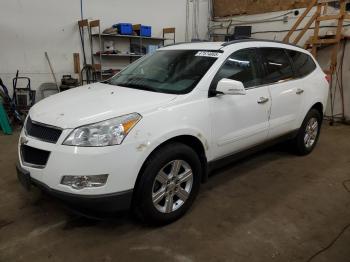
<box><xmin>21</xmin><ymin>145</ymin><xmax>50</xmax><ymax>168</ymax></box>
<box><xmin>25</xmin><ymin>117</ymin><xmax>62</xmax><ymax>143</ymax></box>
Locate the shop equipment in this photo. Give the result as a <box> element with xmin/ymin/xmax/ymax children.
<box><xmin>60</xmin><ymin>75</ymin><xmax>79</xmax><ymax>91</ymax></box>
<box><xmin>78</xmin><ymin>19</ymin><xmax>96</xmax><ymax>84</ymax></box>
<box><xmin>78</xmin><ymin>19</ymin><xmax>102</xmax><ymax>83</ymax></box>
<box><xmin>0</xmin><ymin>96</ymin><xmax>12</xmax><ymax>135</ymax></box>
<box><xmin>12</xmin><ymin>70</ymin><xmax>35</xmax><ymax>108</ymax></box>
<box><xmin>0</xmin><ymin>78</ymin><xmax>22</xmax><ymax>123</ymax></box>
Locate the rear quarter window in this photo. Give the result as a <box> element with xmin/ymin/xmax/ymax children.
<box><xmin>287</xmin><ymin>50</ymin><xmax>317</xmax><ymax>78</ymax></box>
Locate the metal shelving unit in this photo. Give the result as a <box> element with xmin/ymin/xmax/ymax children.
<box><xmin>94</xmin><ymin>53</ymin><xmax>144</xmax><ymax>57</ymax></box>
<box><xmin>92</xmin><ymin>33</ymin><xmax>166</xmax><ymax>41</ymax></box>
<box><xmin>91</xmin><ymin>27</ymin><xmax>176</xmax><ymax>80</ymax></box>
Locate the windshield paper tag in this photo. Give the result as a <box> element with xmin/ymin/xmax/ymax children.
<box><xmin>195</xmin><ymin>51</ymin><xmax>221</xmax><ymax>58</ymax></box>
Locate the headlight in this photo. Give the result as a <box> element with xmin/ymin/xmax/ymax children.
<box><xmin>63</xmin><ymin>113</ymin><xmax>141</xmax><ymax>146</ymax></box>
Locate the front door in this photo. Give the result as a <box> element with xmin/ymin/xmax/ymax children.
<box><xmin>209</xmin><ymin>48</ymin><xmax>271</xmax><ymax>159</ymax></box>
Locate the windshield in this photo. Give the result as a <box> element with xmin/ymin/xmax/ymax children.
<box><xmin>108</xmin><ymin>50</ymin><xmax>219</xmax><ymax>94</ymax></box>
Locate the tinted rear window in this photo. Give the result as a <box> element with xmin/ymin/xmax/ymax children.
<box><xmin>260</xmin><ymin>48</ymin><xmax>294</xmax><ymax>84</ymax></box>
<box><xmin>287</xmin><ymin>50</ymin><xmax>316</xmax><ymax>78</ymax></box>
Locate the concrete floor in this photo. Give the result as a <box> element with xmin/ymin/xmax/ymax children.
<box><xmin>0</xmin><ymin>124</ymin><xmax>350</xmax><ymax>262</ymax></box>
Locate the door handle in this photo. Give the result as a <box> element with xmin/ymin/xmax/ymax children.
<box><xmin>296</xmin><ymin>88</ymin><xmax>304</xmax><ymax>95</ymax></box>
<box><xmin>257</xmin><ymin>97</ymin><xmax>269</xmax><ymax>104</ymax></box>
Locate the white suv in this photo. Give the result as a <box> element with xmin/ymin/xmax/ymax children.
<box><xmin>17</xmin><ymin>40</ymin><xmax>329</xmax><ymax>224</ymax></box>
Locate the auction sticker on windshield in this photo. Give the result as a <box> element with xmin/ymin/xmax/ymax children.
<box><xmin>195</xmin><ymin>51</ymin><xmax>221</xmax><ymax>58</ymax></box>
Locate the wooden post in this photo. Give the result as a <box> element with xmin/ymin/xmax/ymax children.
<box><xmin>330</xmin><ymin>0</ymin><xmax>346</xmax><ymax>73</ymax></box>
<box><xmin>311</xmin><ymin>3</ymin><xmax>323</xmax><ymax>57</ymax></box>
<box><xmin>73</xmin><ymin>53</ymin><xmax>81</xmax><ymax>84</ymax></box>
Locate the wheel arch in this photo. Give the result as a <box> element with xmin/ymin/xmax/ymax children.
<box><xmin>133</xmin><ymin>135</ymin><xmax>208</xmax><ymax>201</ymax></box>
<box><xmin>310</xmin><ymin>102</ymin><xmax>324</xmax><ymax>120</ymax></box>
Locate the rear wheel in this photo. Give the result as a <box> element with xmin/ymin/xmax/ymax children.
<box><xmin>292</xmin><ymin>109</ymin><xmax>322</xmax><ymax>155</ymax></box>
<box><xmin>133</xmin><ymin>142</ymin><xmax>202</xmax><ymax>225</ymax></box>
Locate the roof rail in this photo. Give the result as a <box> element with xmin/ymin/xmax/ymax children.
<box><xmin>221</xmin><ymin>38</ymin><xmax>300</xmax><ymax>48</ymax></box>
<box><xmin>163</xmin><ymin>40</ymin><xmax>212</xmax><ymax>47</ymax></box>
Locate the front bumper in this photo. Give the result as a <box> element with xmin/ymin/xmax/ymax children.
<box><xmin>16</xmin><ymin>125</ymin><xmax>153</xmax><ymax>213</ymax></box>
<box><xmin>16</xmin><ymin>163</ymin><xmax>133</xmax><ymax>213</ymax></box>
<box><xmin>17</xmin><ymin>128</ymin><xmax>147</xmax><ymax>195</ymax></box>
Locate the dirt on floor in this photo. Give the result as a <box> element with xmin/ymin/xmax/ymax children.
<box><xmin>0</xmin><ymin>124</ymin><xmax>350</xmax><ymax>262</ymax></box>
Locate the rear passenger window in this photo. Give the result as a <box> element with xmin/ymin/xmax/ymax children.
<box><xmin>211</xmin><ymin>48</ymin><xmax>262</xmax><ymax>89</ymax></box>
<box><xmin>287</xmin><ymin>50</ymin><xmax>316</xmax><ymax>78</ymax></box>
<box><xmin>260</xmin><ymin>48</ymin><xmax>294</xmax><ymax>84</ymax></box>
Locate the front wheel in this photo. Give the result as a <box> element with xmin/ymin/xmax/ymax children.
<box><xmin>292</xmin><ymin>109</ymin><xmax>322</xmax><ymax>155</ymax></box>
<box><xmin>133</xmin><ymin>143</ymin><xmax>202</xmax><ymax>225</ymax></box>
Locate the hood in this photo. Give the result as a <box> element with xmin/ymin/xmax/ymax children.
<box><xmin>30</xmin><ymin>83</ymin><xmax>177</xmax><ymax>128</ymax></box>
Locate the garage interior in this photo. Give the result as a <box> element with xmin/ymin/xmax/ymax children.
<box><xmin>1</xmin><ymin>0</ymin><xmax>350</xmax><ymax>261</ymax></box>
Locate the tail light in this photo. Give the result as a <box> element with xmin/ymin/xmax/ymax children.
<box><xmin>325</xmin><ymin>74</ymin><xmax>331</xmax><ymax>84</ymax></box>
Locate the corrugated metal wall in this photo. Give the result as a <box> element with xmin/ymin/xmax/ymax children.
<box><xmin>213</xmin><ymin>0</ymin><xmax>310</xmax><ymax>17</ymax></box>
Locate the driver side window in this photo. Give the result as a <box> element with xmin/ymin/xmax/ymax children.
<box><xmin>211</xmin><ymin>48</ymin><xmax>262</xmax><ymax>90</ymax></box>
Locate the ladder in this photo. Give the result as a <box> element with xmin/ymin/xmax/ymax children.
<box><xmin>284</xmin><ymin>0</ymin><xmax>349</xmax><ymax>71</ymax></box>
<box><xmin>283</xmin><ymin>0</ymin><xmax>350</xmax><ymax>123</ymax></box>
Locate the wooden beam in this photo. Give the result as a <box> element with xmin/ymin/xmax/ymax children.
<box><xmin>293</xmin><ymin>12</ymin><xmax>318</xmax><ymax>44</ymax></box>
<box><xmin>317</xmin><ymin>14</ymin><xmax>341</xmax><ymax>21</ymax></box>
<box><xmin>313</xmin><ymin>38</ymin><xmax>339</xmax><ymax>44</ymax></box>
<box><xmin>283</xmin><ymin>0</ymin><xmax>317</xmax><ymax>43</ymax></box>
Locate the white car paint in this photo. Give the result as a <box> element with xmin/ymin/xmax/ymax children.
<box><xmin>18</xmin><ymin>40</ymin><xmax>329</xmax><ymax>197</ymax></box>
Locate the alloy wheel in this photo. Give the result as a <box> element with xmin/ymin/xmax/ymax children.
<box><xmin>152</xmin><ymin>160</ymin><xmax>193</xmax><ymax>213</ymax></box>
<box><xmin>304</xmin><ymin>117</ymin><xmax>319</xmax><ymax>149</ymax></box>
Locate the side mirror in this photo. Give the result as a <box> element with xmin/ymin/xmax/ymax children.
<box><xmin>215</xmin><ymin>78</ymin><xmax>246</xmax><ymax>95</ymax></box>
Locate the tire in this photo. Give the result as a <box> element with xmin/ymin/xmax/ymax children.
<box><xmin>292</xmin><ymin>109</ymin><xmax>322</xmax><ymax>156</ymax></box>
<box><xmin>133</xmin><ymin>142</ymin><xmax>202</xmax><ymax>226</ymax></box>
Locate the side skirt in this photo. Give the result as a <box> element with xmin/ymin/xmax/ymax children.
<box><xmin>207</xmin><ymin>130</ymin><xmax>299</xmax><ymax>174</ymax></box>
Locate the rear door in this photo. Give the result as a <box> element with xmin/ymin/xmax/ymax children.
<box><xmin>259</xmin><ymin>47</ymin><xmax>303</xmax><ymax>138</ymax></box>
<box><xmin>209</xmin><ymin>48</ymin><xmax>271</xmax><ymax>159</ymax></box>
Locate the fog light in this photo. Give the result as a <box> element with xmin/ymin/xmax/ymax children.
<box><xmin>61</xmin><ymin>174</ymin><xmax>108</xmax><ymax>190</ymax></box>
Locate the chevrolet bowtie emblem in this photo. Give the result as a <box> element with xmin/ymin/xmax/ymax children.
<box><xmin>20</xmin><ymin>137</ymin><xmax>28</xmax><ymax>145</ymax></box>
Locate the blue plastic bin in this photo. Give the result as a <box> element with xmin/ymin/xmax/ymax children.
<box><xmin>133</xmin><ymin>24</ymin><xmax>152</xmax><ymax>37</ymax></box>
<box><xmin>140</xmin><ymin>25</ymin><xmax>152</xmax><ymax>37</ymax></box>
<box><xmin>114</xmin><ymin>23</ymin><xmax>133</xmax><ymax>35</ymax></box>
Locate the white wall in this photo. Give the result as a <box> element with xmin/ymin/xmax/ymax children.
<box><xmin>0</xmin><ymin>0</ymin><xmax>209</xmax><ymax>94</ymax></box>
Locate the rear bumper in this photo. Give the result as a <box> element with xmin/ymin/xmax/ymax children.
<box><xmin>16</xmin><ymin>163</ymin><xmax>133</xmax><ymax>213</ymax></box>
